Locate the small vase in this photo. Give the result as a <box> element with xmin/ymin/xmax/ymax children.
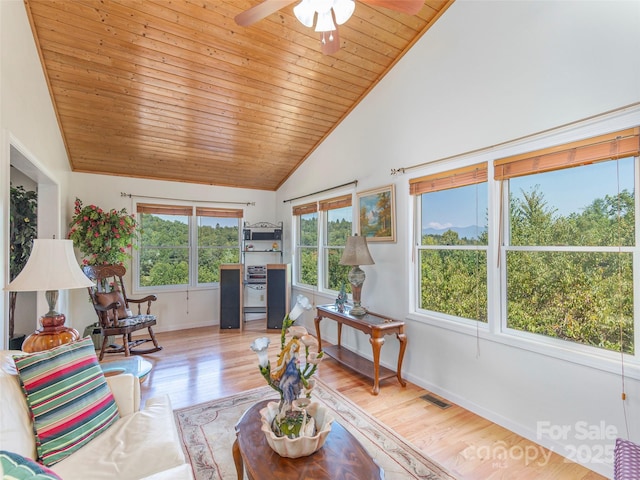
<box><xmin>259</xmin><ymin>401</ymin><xmax>334</xmax><ymax>458</ymax></box>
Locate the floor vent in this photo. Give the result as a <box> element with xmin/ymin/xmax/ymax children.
<box><xmin>421</xmin><ymin>393</ymin><xmax>451</xmax><ymax>409</ymax></box>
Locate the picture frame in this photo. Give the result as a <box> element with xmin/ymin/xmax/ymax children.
<box><xmin>356</xmin><ymin>185</ymin><xmax>396</xmax><ymax>242</ymax></box>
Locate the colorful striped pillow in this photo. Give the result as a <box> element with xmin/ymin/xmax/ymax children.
<box><xmin>12</xmin><ymin>338</ymin><xmax>120</xmax><ymax>467</ymax></box>
<box><xmin>0</xmin><ymin>450</ymin><xmax>62</xmax><ymax>479</ymax></box>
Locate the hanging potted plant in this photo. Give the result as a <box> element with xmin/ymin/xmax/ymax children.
<box><xmin>67</xmin><ymin>198</ymin><xmax>138</xmax><ymax>266</ymax></box>
<box><xmin>9</xmin><ymin>184</ymin><xmax>38</xmax><ymax>349</ymax></box>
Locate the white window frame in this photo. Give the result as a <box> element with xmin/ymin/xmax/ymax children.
<box><xmin>292</xmin><ymin>195</ymin><xmax>353</xmax><ymax>295</ymax></box>
<box><xmin>134</xmin><ymin>201</ymin><xmax>242</xmax><ymax>293</ymax></box>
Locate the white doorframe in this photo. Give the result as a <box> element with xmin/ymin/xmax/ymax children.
<box><xmin>2</xmin><ymin>131</ymin><xmax>60</xmax><ymax>348</ymax></box>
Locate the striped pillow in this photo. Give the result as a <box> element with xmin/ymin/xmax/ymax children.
<box><xmin>0</xmin><ymin>450</ymin><xmax>62</xmax><ymax>479</ymax></box>
<box><xmin>12</xmin><ymin>338</ymin><xmax>120</xmax><ymax>466</ymax></box>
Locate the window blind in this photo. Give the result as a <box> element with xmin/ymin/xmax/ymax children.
<box><xmin>195</xmin><ymin>207</ymin><xmax>243</xmax><ymax>218</ymax></box>
<box><xmin>318</xmin><ymin>194</ymin><xmax>352</xmax><ymax>211</ymax></box>
<box><xmin>136</xmin><ymin>203</ymin><xmax>192</xmax><ymax>216</ymax></box>
<box><xmin>409</xmin><ymin>162</ymin><xmax>488</xmax><ymax>195</ymax></box>
<box><xmin>292</xmin><ymin>202</ymin><xmax>318</xmax><ymax>216</ymax></box>
<box><xmin>494</xmin><ymin>127</ymin><xmax>640</xmax><ymax>180</ymax></box>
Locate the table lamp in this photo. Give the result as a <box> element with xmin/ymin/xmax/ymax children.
<box><xmin>339</xmin><ymin>234</ymin><xmax>374</xmax><ymax>316</ymax></box>
<box><xmin>4</xmin><ymin>238</ymin><xmax>95</xmax><ymax>352</ymax></box>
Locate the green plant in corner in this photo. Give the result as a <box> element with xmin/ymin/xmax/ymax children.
<box><xmin>68</xmin><ymin>198</ymin><xmax>138</xmax><ymax>266</ymax></box>
<box><xmin>9</xmin><ymin>184</ymin><xmax>38</xmax><ymax>342</ymax></box>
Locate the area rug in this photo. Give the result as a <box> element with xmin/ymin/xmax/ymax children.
<box><xmin>174</xmin><ymin>378</ymin><xmax>458</xmax><ymax>479</ymax></box>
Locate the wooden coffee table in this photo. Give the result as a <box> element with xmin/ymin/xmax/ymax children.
<box><xmin>233</xmin><ymin>399</ymin><xmax>383</xmax><ymax>480</ymax></box>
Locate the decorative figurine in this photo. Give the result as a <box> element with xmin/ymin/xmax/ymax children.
<box><xmin>250</xmin><ymin>295</ymin><xmax>325</xmax><ymax>439</ymax></box>
<box><xmin>335</xmin><ymin>282</ymin><xmax>347</xmax><ymax>313</ymax></box>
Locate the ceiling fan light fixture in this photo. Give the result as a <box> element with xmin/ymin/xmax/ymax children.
<box><xmin>332</xmin><ymin>0</ymin><xmax>355</xmax><ymax>25</ymax></box>
<box><xmin>293</xmin><ymin>0</ymin><xmax>315</xmax><ymax>28</ymax></box>
<box><xmin>315</xmin><ymin>10</ymin><xmax>336</xmax><ymax>32</ymax></box>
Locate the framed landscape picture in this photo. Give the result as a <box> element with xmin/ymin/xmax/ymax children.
<box><xmin>357</xmin><ymin>185</ymin><xmax>396</xmax><ymax>242</ymax></box>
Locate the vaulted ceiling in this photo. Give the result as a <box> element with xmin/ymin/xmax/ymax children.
<box><xmin>24</xmin><ymin>0</ymin><xmax>453</xmax><ymax>190</ymax></box>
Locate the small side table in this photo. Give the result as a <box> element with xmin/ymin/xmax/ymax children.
<box><xmin>100</xmin><ymin>357</ymin><xmax>152</xmax><ymax>383</ymax></box>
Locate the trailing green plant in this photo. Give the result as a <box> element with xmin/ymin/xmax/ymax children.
<box><xmin>68</xmin><ymin>198</ymin><xmax>138</xmax><ymax>266</ymax></box>
<box><xmin>9</xmin><ymin>183</ymin><xmax>38</xmax><ymax>340</ymax></box>
<box><xmin>10</xmin><ymin>184</ymin><xmax>38</xmax><ymax>280</ymax></box>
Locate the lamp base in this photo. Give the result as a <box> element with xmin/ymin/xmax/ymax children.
<box><xmin>22</xmin><ymin>314</ymin><xmax>80</xmax><ymax>353</ymax></box>
<box><xmin>349</xmin><ymin>304</ymin><xmax>367</xmax><ymax>316</ymax></box>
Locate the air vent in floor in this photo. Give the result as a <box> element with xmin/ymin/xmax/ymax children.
<box><xmin>421</xmin><ymin>393</ymin><xmax>451</xmax><ymax>409</ymax></box>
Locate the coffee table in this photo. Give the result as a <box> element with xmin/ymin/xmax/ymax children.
<box><xmin>233</xmin><ymin>400</ymin><xmax>383</xmax><ymax>480</ymax></box>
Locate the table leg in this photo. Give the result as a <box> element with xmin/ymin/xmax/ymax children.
<box><xmin>232</xmin><ymin>438</ymin><xmax>243</xmax><ymax>480</ymax></box>
<box><xmin>396</xmin><ymin>331</ymin><xmax>407</xmax><ymax>387</ymax></box>
<box><xmin>314</xmin><ymin>315</ymin><xmax>323</xmax><ymax>350</ymax></box>
<box><xmin>369</xmin><ymin>335</ymin><xmax>385</xmax><ymax>395</ymax></box>
<box><xmin>337</xmin><ymin>322</ymin><xmax>343</xmax><ymax>347</ymax></box>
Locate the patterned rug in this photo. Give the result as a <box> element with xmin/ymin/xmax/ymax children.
<box><xmin>174</xmin><ymin>379</ymin><xmax>458</xmax><ymax>479</ymax></box>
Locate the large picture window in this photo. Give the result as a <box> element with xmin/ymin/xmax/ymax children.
<box><xmin>411</xmin><ymin>164</ymin><xmax>488</xmax><ymax>322</ymax></box>
<box><xmin>411</xmin><ymin>127</ymin><xmax>640</xmax><ymax>356</ymax></box>
<box><xmin>496</xmin><ymin>129</ymin><xmax>639</xmax><ymax>354</ymax></box>
<box><xmin>137</xmin><ymin>203</ymin><xmax>241</xmax><ymax>289</ymax></box>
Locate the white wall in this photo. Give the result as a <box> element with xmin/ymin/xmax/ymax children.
<box><xmin>278</xmin><ymin>1</ymin><xmax>640</xmax><ymax>477</ymax></box>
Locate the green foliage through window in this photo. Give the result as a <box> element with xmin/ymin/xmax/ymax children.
<box><xmin>418</xmin><ymin>156</ymin><xmax>636</xmax><ymax>354</ymax></box>
<box><xmin>139</xmin><ymin>210</ymin><xmax>239</xmax><ymax>287</ymax></box>
<box><xmin>297</xmin><ymin>213</ymin><xmax>318</xmax><ymax>286</ymax></box>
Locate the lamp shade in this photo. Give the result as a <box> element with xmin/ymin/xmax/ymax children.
<box><xmin>5</xmin><ymin>239</ymin><xmax>94</xmax><ymax>292</ymax></box>
<box><xmin>339</xmin><ymin>235</ymin><xmax>374</xmax><ymax>266</ymax></box>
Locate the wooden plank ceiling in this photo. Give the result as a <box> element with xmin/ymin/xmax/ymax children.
<box><xmin>24</xmin><ymin>0</ymin><xmax>453</xmax><ymax>190</ymax></box>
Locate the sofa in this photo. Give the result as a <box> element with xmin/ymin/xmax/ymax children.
<box><xmin>0</xmin><ymin>348</ymin><xmax>193</xmax><ymax>480</ymax></box>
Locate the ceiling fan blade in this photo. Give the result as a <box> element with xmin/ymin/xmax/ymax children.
<box><xmin>321</xmin><ymin>29</ymin><xmax>341</xmax><ymax>55</ymax></box>
<box><xmin>235</xmin><ymin>0</ymin><xmax>297</xmax><ymax>27</ymax></box>
<box><xmin>359</xmin><ymin>0</ymin><xmax>424</xmax><ymax>15</ymax></box>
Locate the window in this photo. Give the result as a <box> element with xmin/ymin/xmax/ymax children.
<box><xmin>411</xmin><ymin>164</ymin><xmax>488</xmax><ymax>322</ymax></box>
<box><xmin>137</xmin><ymin>203</ymin><xmax>241</xmax><ymax>289</ymax></box>
<box><xmin>320</xmin><ymin>195</ymin><xmax>352</xmax><ymax>291</ymax></box>
<box><xmin>293</xmin><ymin>202</ymin><xmax>318</xmax><ymax>287</ymax></box>
<box><xmin>196</xmin><ymin>207</ymin><xmax>242</xmax><ymax>284</ymax></box>
<box><xmin>293</xmin><ymin>194</ymin><xmax>353</xmax><ymax>292</ymax></box>
<box><xmin>496</xmin><ymin>128</ymin><xmax>639</xmax><ymax>353</ymax></box>
<box><xmin>411</xmin><ymin>126</ymin><xmax>640</xmax><ymax>356</ymax></box>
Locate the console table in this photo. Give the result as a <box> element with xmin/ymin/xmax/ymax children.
<box><xmin>314</xmin><ymin>304</ymin><xmax>407</xmax><ymax>395</ymax></box>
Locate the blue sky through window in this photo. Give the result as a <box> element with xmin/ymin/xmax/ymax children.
<box><xmin>422</xmin><ymin>157</ymin><xmax>635</xmax><ymax>232</ymax></box>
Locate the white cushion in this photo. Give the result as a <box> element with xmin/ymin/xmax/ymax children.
<box><xmin>51</xmin><ymin>395</ymin><xmax>187</xmax><ymax>480</ymax></box>
<box><xmin>140</xmin><ymin>464</ymin><xmax>194</xmax><ymax>480</ymax></box>
<box><xmin>0</xmin><ymin>351</ymin><xmax>37</xmax><ymax>459</ymax></box>
<box><xmin>106</xmin><ymin>373</ymin><xmax>140</xmax><ymax>417</ymax></box>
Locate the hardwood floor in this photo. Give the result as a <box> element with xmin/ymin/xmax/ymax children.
<box><xmin>124</xmin><ymin>321</ymin><xmax>605</xmax><ymax>479</ymax></box>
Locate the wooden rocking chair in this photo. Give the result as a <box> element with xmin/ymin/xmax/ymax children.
<box><xmin>83</xmin><ymin>264</ymin><xmax>162</xmax><ymax>360</ymax></box>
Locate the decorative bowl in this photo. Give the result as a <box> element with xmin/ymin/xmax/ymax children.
<box><xmin>259</xmin><ymin>401</ymin><xmax>334</xmax><ymax>458</ymax></box>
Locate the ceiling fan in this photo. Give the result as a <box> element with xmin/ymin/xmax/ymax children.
<box><xmin>235</xmin><ymin>0</ymin><xmax>424</xmax><ymax>55</ymax></box>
